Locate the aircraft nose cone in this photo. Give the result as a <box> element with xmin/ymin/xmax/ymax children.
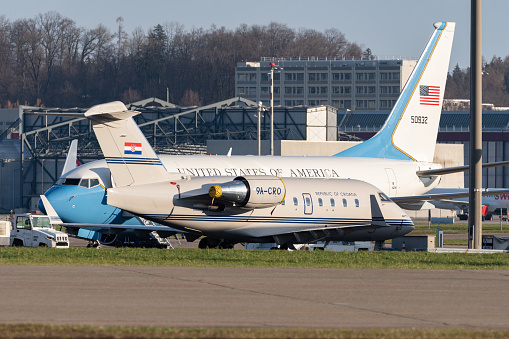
<box><xmin>38</xmin><ymin>198</ymin><xmax>47</xmax><ymax>214</ymax></box>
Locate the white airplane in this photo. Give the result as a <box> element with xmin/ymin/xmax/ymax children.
<box><xmin>38</xmin><ymin>22</ymin><xmax>473</xmax><ymax>246</ymax></box>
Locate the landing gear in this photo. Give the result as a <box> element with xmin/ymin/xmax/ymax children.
<box><xmin>87</xmin><ymin>240</ymin><xmax>101</xmax><ymax>248</ymax></box>
<box><xmin>198</xmin><ymin>237</ymin><xmax>235</xmax><ymax>249</ymax></box>
<box><xmin>374</xmin><ymin>240</ymin><xmax>385</xmax><ymax>251</ymax></box>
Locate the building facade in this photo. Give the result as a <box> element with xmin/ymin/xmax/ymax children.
<box><xmin>235</xmin><ymin>58</ymin><xmax>417</xmax><ymax>110</ymax></box>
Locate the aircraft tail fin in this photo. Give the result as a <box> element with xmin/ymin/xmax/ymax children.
<box><xmin>61</xmin><ymin>139</ymin><xmax>78</xmax><ymax>177</ymax></box>
<box><xmin>85</xmin><ymin>101</ymin><xmax>183</xmax><ymax>187</ymax></box>
<box><xmin>336</xmin><ymin>22</ymin><xmax>455</xmax><ymax>162</ymax></box>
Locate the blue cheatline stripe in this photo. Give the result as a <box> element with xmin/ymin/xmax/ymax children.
<box><xmin>335</xmin><ymin>22</ymin><xmax>447</xmax><ymax>161</ymax></box>
<box><xmin>140</xmin><ymin>213</ymin><xmax>413</xmax><ymax>226</ymax></box>
<box><xmin>105</xmin><ymin>156</ymin><xmax>163</xmax><ymax>166</ymax></box>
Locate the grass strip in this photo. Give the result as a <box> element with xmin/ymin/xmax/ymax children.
<box><xmin>0</xmin><ymin>247</ymin><xmax>508</xmax><ymax>269</ymax></box>
<box><xmin>0</xmin><ymin>324</ymin><xmax>508</xmax><ymax>338</ymax></box>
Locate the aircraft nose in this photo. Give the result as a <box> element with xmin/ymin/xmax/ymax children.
<box><xmin>38</xmin><ymin>185</ymin><xmax>61</xmax><ymax>214</ymax></box>
<box><xmin>38</xmin><ymin>197</ymin><xmax>47</xmax><ymax>214</ymax></box>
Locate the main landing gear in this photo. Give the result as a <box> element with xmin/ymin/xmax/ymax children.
<box><xmin>198</xmin><ymin>237</ymin><xmax>235</xmax><ymax>249</ymax></box>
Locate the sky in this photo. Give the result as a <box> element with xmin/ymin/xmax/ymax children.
<box><xmin>2</xmin><ymin>0</ymin><xmax>508</xmax><ymax>70</ymax></box>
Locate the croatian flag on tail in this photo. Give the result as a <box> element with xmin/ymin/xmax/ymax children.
<box><xmin>419</xmin><ymin>85</ymin><xmax>441</xmax><ymax>106</ymax></box>
<box><xmin>124</xmin><ymin>142</ymin><xmax>142</xmax><ymax>155</ymax></box>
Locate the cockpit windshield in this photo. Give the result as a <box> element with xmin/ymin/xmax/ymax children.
<box><xmin>56</xmin><ymin>177</ymin><xmax>101</xmax><ymax>188</ymax></box>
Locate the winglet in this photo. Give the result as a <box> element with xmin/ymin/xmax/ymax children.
<box><xmin>40</xmin><ymin>195</ymin><xmax>63</xmax><ymax>225</ymax></box>
<box><xmin>370</xmin><ymin>194</ymin><xmax>388</xmax><ymax>227</ymax></box>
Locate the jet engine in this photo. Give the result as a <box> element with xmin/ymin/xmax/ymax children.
<box><xmin>208</xmin><ymin>176</ymin><xmax>286</xmax><ymax>209</ymax></box>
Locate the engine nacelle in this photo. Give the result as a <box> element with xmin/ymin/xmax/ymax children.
<box><xmin>209</xmin><ymin>176</ymin><xmax>286</xmax><ymax>209</ymax></box>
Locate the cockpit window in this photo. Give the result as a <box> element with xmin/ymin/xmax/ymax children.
<box><xmin>378</xmin><ymin>192</ymin><xmax>392</xmax><ymax>202</ymax></box>
<box><xmin>57</xmin><ymin>177</ymin><xmax>101</xmax><ymax>189</ymax></box>
<box><xmin>61</xmin><ymin>178</ymin><xmax>80</xmax><ymax>186</ymax></box>
<box><xmin>79</xmin><ymin>179</ymin><xmax>90</xmax><ymax>188</ymax></box>
<box><xmin>90</xmin><ymin>178</ymin><xmax>100</xmax><ymax>188</ymax></box>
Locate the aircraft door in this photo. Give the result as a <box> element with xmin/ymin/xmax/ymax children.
<box><xmin>384</xmin><ymin>168</ymin><xmax>397</xmax><ymax>196</ymax></box>
<box><xmin>302</xmin><ymin>193</ymin><xmax>313</xmax><ymax>215</ymax></box>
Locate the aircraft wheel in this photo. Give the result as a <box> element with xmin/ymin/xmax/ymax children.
<box><xmin>12</xmin><ymin>239</ymin><xmax>23</xmax><ymax>247</ymax></box>
<box><xmin>198</xmin><ymin>237</ymin><xmax>223</xmax><ymax>249</ymax></box>
<box><xmin>218</xmin><ymin>241</ymin><xmax>235</xmax><ymax>249</ymax></box>
<box><xmin>198</xmin><ymin>237</ymin><xmax>209</xmax><ymax>249</ymax></box>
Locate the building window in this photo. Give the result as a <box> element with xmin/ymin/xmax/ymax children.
<box><xmin>237</xmin><ymin>73</ymin><xmax>257</xmax><ymax>81</ymax></box>
<box><xmin>380</xmin><ymin>86</ymin><xmax>400</xmax><ymax>94</ymax></box>
<box><xmin>380</xmin><ymin>100</ymin><xmax>397</xmax><ymax>109</ymax></box>
<box><xmin>284</xmin><ymin>73</ymin><xmax>304</xmax><ymax>81</ymax></box>
<box><xmin>332</xmin><ymin>86</ymin><xmax>351</xmax><ymax>95</ymax></box>
<box><xmin>308</xmin><ymin>73</ymin><xmax>328</xmax><ymax>81</ymax></box>
<box><xmin>356</xmin><ymin>86</ymin><xmax>376</xmax><ymax>94</ymax></box>
<box><xmin>285</xmin><ymin>86</ymin><xmax>304</xmax><ymax>95</ymax></box>
<box><xmin>356</xmin><ymin>100</ymin><xmax>376</xmax><ymax>109</ymax></box>
<box><xmin>356</xmin><ymin>72</ymin><xmax>375</xmax><ymax>81</ymax></box>
<box><xmin>332</xmin><ymin>100</ymin><xmax>352</xmax><ymax>109</ymax></box>
<box><xmin>332</xmin><ymin>72</ymin><xmax>352</xmax><ymax>81</ymax></box>
<box><xmin>308</xmin><ymin>87</ymin><xmax>328</xmax><ymax>95</ymax></box>
<box><xmin>262</xmin><ymin>73</ymin><xmax>280</xmax><ymax>82</ymax></box>
<box><xmin>380</xmin><ymin>72</ymin><xmax>400</xmax><ymax>81</ymax></box>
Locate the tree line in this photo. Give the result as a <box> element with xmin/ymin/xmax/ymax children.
<box><xmin>0</xmin><ymin>12</ymin><xmax>365</xmax><ymax>108</ymax></box>
<box><xmin>445</xmin><ymin>56</ymin><xmax>509</xmax><ymax>108</ymax></box>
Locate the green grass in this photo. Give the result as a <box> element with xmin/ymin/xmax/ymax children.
<box><xmin>0</xmin><ymin>324</ymin><xmax>508</xmax><ymax>338</ymax></box>
<box><xmin>1</xmin><ymin>247</ymin><xmax>508</xmax><ymax>269</ymax></box>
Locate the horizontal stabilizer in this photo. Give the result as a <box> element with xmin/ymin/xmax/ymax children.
<box><xmin>417</xmin><ymin>160</ymin><xmax>509</xmax><ymax>176</ymax></box>
<box><xmin>84</xmin><ymin>101</ymin><xmax>186</xmax><ymax>187</ymax></box>
<box><xmin>392</xmin><ymin>188</ymin><xmax>509</xmax><ymax>204</ymax></box>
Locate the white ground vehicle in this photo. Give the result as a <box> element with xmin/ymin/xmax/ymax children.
<box><xmin>10</xmin><ymin>214</ymin><xmax>69</xmax><ymax>248</ymax></box>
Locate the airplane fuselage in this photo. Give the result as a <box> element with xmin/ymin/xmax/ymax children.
<box><xmin>106</xmin><ymin>176</ymin><xmax>414</xmax><ymax>244</ymax></box>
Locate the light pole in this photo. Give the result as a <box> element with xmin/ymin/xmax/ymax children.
<box><xmin>268</xmin><ymin>62</ymin><xmax>282</xmax><ymax>156</ymax></box>
<box><xmin>257</xmin><ymin>101</ymin><xmax>263</xmax><ymax>156</ymax></box>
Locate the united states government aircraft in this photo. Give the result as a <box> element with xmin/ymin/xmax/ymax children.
<box><xmin>37</xmin><ymin>21</ymin><xmax>484</xmax><ymax>248</ymax></box>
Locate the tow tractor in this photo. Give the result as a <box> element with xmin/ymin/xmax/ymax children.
<box><xmin>9</xmin><ymin>213</ymin><xmax>69</xmax><ymax>248</ymax></box>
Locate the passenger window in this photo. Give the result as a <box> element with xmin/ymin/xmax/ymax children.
<box><xmin>293</xmin><ymin>197</ymin><xmax>298</xmax><ymax>206</ymax></box>
<box><xmin>318</xmin><ymin>198</ymin><xmax>323</xmax><ymax>206</ymax></box>
<box><xmin>342</xmin><ymin>198</ymin><xmax>348</xmax><ymax>207</ymax></box>
<box><xmin>79</xmin><ymin>179</ymin><xmax>90</xmax><ymax>188</ymax></box>
<box><xmin>330</xmin><ymin>198</ymin><xmax>335</xmax><ymax>207</ymax></box>
<box><xmin>90</xmin><ymin>179</ymin><xmax>100</xmax><ymax>188</ymax></box>
<box><xmin>281</xmin><ymin>200</ymin><xmax>285</xmax><ymax>206</ymax></box>
<box><xmin>305</xmin><ymin>197</ymin><xmax>311</xmax><ymax>206</ymax></box>
<box><xmin>355</xmin><ymin>199</ymin><xmax>360</xmax><ymax>207</ymax></box>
